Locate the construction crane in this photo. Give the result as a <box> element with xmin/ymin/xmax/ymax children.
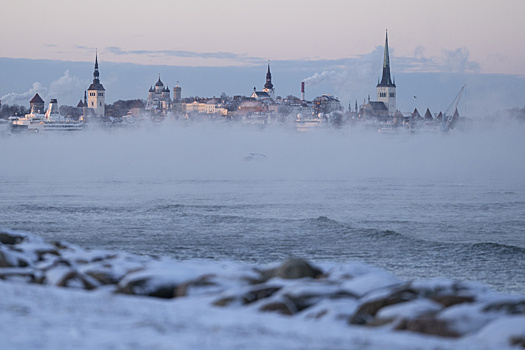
<box><xmin>442</xmin><ymin>84</ymin><xmax>466</xmax><ymax>131</ymax></box>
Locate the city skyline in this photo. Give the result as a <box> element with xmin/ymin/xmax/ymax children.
<box><xmin>1</xmin><ymin>1</ymin><xmax>525</xmax><ymax>117</ymax></box>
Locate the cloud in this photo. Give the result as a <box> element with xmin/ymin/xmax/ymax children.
<box><xmin>105</xmin><ymin>47</ymin><xmax>264</xmax><ymax>64</ymax></box>
<box><xmin>399</xmin><ymin>46</ymin><xmax>480</xmax><ymax>73</ymax></box>
<box><xmin>301</xmin><ymin>48</ymin><xmax>381</xmax><ymax>103</ymax></box>
<box><xmin>1</xmin><ymin>70</ymin><xmax>86</xmax><ymax>107</ymax></box>
<box><xmin>1</xmin><ymin>82</ymin><xmax>48</xmax><ymax>106</ymax></box>
<box><xmin>48</xmin><ymin>69</ymin><xmax>86</xmax><ymax>102</ymax></box>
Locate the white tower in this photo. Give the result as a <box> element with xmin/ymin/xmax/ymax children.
<box><xmin>87</xmin><ymin>52</ymin><xmax>105</xmax><ymax>117</ymax></box>
<box><xmin>376</xmin><ymin>30</ymin><xmax>396</xmax><ymax>115</ymax></box>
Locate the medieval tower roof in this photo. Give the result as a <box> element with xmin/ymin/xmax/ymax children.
<box><xmin>377</xmin><ymin>30</ymin><xmax>396</xmax><ymax>88</ymax></box>
<box><xmin>30</xmin><ymin>93</ymin><xmax>44</xmax><ymax>104</ymax></box>
<box><xmin>264</xmin><ymin>61</ymin><xmax>273</xmax><ymax>90</ymax></box>
<box><xmin>88</xmin><ymin>52</ymin><xmax>105</xmax><ymax>91</ymax></box>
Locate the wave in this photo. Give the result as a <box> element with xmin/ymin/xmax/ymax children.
<box><xmin>11</xmin><ymin>203</ymin><xmax>136</xmax><ymax>215</ymax></box>
<box><xmin>469</xmin><ymin>242</ymin><xmax>525</xmax><ymax>255</ymax></box>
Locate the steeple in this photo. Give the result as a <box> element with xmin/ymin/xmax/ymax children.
<box><xmin>93</xmin><ymin>51</ymin><xmax>100</xmax><ymax>82</ymax></box>
<box><xmin>87</xmin><ymin>51</ymin><xmax>105</xmax><ymax>117</ymax></box>
<box><xmin>264</xmin><ymin>60</ymin><xmax>273</xmax><ymax>90</ymax></box>
<box><xmin>88</xmin><ymin>51</ymin><xmax>104</xmax><ymax>91</ymax></box>
<box><xmin>377</xmin><ymin>30</ymin><xmax>395</xmax><ymax>87</ymax></box>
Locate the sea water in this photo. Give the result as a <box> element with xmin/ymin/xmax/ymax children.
<box><xmin>1</xmin><ymin>122</ymin><xmax>524</xmax><ymax>294</ymax></box>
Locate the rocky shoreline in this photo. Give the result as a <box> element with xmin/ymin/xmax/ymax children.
<box><xmin>1</xmin><ymin>229</ymin><xmax>524</xmax><ymax>348</ymax></box>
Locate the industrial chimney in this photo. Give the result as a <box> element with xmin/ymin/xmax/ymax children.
<box><xmin>301</xmin><ymin>82</ymin><xmax>305</xmax><ymax>101</ymax></box>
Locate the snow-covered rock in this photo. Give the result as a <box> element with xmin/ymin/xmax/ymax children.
<box><xmin>1</xmin><ymin>229</ymin><xmax>525</xmax><ymax>350</ymax></box>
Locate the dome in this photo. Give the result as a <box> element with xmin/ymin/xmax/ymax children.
<box><xmin>155</xmin><ymin>77</ymin><xmax>163</xmax><ymax>87</ymax></box>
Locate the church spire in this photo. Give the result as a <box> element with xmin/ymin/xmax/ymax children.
<box><xmin>93</xmin><ymin>50</ymin><xmax>100</xmax><ymax>84</ymax></box>
<box><xmin>264</xmin><ymin>60</ymin><xmax>273</xmax><ymax>90</ymax></box>
<box><xmin>88</xmin><ymin>51</ymin><xmax>104</xmax><ymax>91</ymax></box>
<box><xmin>378</xmin><ymin>30</ymin><xmax>395</xmax><ymax>87</ymax></box>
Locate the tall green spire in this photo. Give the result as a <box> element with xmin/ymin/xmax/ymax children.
<box><xmin>378</xmin><ymin>29</ymin><xmax>395</xmax><ymax>87</ymax></box>
<box><xmin>383</xmin><ymin>30</ymin><xmax>390</xmax><ymax>69</ymax></box>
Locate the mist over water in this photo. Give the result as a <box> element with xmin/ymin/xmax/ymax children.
<box><xmin>1</xmin><ymin>120</ymin><xmax>525</xmax><ymax>294</ymax></box>
<box><xmin>2</xmin><ymin>119</ymin><xmax>524</xmax><ymax>183</ymax></box>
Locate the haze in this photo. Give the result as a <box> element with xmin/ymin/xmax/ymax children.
<box><xmin>1</xmin><ymin>122</ymin><xmax>524</xmax><ymax>186</ymax></box>
<box><xmin>1</xmin><ymin>1</ymin><xmax>524</xmax><ymax>75</ymax></box>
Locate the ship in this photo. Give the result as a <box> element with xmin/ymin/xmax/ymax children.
<box><xmin>10</xmin><ymin>99</ymin><xmax>83</xmax><ymax>133</ymax></box>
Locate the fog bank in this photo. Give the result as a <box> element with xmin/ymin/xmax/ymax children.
<box><xmin>1</xmin><ymin>121</ymin><xmax>524</xmax><ymax>185</ymax></box>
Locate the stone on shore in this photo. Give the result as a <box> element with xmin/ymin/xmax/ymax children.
<box><xmin>1</xmin><ymin>230</ymin><xmax>525</xmax><ymax>345</ymax></box>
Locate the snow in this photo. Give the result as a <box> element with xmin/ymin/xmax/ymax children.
<box><xmin>375</xmin><ymin>298</ymin><xmax>443</xmax><ymax>321</ymax></box>
<box><xmin>1</xmin><ymin>230</ymin><xmax>524</xmax><ymax>349</ymax></box>
<box><xmin>0</xmin><ymin>274</ymin><xmax>521</xmax><ymax>349</ymax></box>
<box><xmin>0</xmin><ymin>280</ymin><xmax>460</xmax><ymax>350</ymax></box>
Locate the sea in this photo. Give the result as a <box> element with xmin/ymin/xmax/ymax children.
<box><xmin>1</xmin><ymin>121</ymin><xmax>524</xmax><ymax>294</ymax></box>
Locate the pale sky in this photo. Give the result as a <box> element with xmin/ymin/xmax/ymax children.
<box><xmin>2</xmin><ymin>0</ymin><xmax>524</xmax><ymax>75</ymax></box>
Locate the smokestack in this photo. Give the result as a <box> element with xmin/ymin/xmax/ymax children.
<box><xmin>45</xmin><ymin>99</ymin><xmax>60</xmax><ymax>120</ymax></box>
<box><xmin>301</xmin><ymin>82</ymin><xmax>305</xmax><ymax>101</ymax></box>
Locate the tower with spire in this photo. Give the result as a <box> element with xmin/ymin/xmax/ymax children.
<box><xmin>376</xmin><ymin>30</ymin><xmax>396</xmax><ymax>115</ymax></box>
<box><xmin>87</xmin><ymin>52</ymin><xmax>105</xmax><ymax>117</ymax></box>
<box><xmin>262</xmin><ymin>61</ymin><xmax>275</xmax><ymax>99</ymax></box>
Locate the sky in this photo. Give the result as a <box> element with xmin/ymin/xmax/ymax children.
<box><xmin>1</xmin><ymin>0</ymin><xmax>525</xmax><ymax>116</ymax></box>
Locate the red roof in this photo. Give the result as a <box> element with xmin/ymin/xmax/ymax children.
<box><xmin>30</xmin><ymin>93</ymin><xmax>44</xmax><ymax>104</ymax></box>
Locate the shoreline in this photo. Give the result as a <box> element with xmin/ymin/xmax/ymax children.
<box><xmin>1</xmin><ymin>229</ymin><xmax>525</xmax><ymax>349</ymax></box>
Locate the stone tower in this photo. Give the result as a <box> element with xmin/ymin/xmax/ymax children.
<box><xmin>376</xmin><ymin>30</ymin><xmax>396</xmax><ymax>115</ymax></box>
<box><xmin>87</xmin><ymin>52</ymin><xmax>105</xmax><ymax>117</ymax></box>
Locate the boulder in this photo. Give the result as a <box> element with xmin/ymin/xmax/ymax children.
<box><xmin>349</xmin><ymin>286</ymin><xmax>418</xmax><ymax>325</ymax></box>
<box><xmin>300</xmin><ymin>299</ymin><xmax>359</xmax><ymax>322</ymax></box>
<box><xmin>116</xmin><ymin>274</ymin><xmax>178</xmax><ymax>298</ymax></box>
<box><xmin>0</xmin><ymin>231</ymin><xmax>26</xmax><ymax>245</ymax></box>
<box><xmin>242</xmin><ymin>285</ymin><xmax>282</xmax><ymax>304</ymax></box>
<box><xmin>84</xmin><ymin>270</ymin><xmax>121</xmax><ymax>285</ymax></box>
<box><xmin>259</xmin><ymin>297</ymin><xmax>297</xmax><ymax>316</ymax></box>
<box><xmin>174</xmin><ymin>275</ymin><xmax>218</xmax><ymax>297</ymax></box>
<box><xmin>511</xmin><ymin>336</ymin><xmax>525</xmax><ymax>348</ymax></box>
<box><xmin>281</xmin><ymin>281</ymin><xmax>357</xmax><ymax>312</ymax></box>
<box><xmin>259</xmin><ymin>258</ymin><xmax>323</xmax><ymax>281</ymax></box>
<box><xmin>431</xmin><ymin>295</ymin><xmax>475</xmax><ymax>307</ymax></box>
<box><xmin>213</xmin><ymin>285</ymin><xmax>282</xmax><ymax>307</ymax></box>
<box><xmin>0</xmin><ymin>267</ymin><xmax>37</xmax><ymax>283</ymax></box>
<box><xmin>395</xmin><ymin>316</ymin><xmax>460</xmax><ymax>337</ymax></box>
<box><xmin>482</xmin><ymin>299</ymin><xmax>525</xmax><ymax>315</ymax></box>
<box><xmin>0</xmin><ymin>248</ymin><xmax>31</xmax><ymax>268</ymax></box>
<box><xmin>44</xmin><ymin>264</ymin><xmax>98</xmax><ymax>290</ymax></box>
<box><xmin>373</xmin><ymin>298</ymin><xmax>443</xmax><ymax>326</ymax></box>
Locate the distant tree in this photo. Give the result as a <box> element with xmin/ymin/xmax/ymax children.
<box><xmin>220</xmin><ymin>92</ymin><xmax>229</xmax><ymax>102</ymax></box>
<box><xmin>286</xmin><ymin>95</ymin><xmax>301</xmax><ymax>103</ymax></box>
<box><xmin>59</xmin><ymin>105</ymin><xmax>82</xmax><ymax>120</ymax></box>
<box><xmin>106</xmin><ymin>100</ymin><xmax>141</xmax><ymax>117</ymax></box>
<box><xmin>0</xmin><ymin>104</ymin><xmax>28</xmax><ymax>119</ymax></box>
